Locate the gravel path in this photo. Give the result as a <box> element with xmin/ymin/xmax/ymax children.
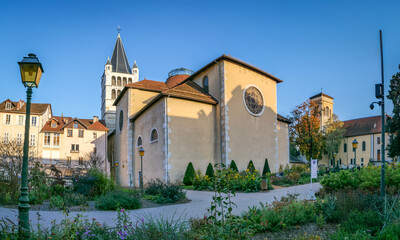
<box><xmin>0</xmin><ymin>183</ymin><xmax>321</xmax><ymax>229</ymax></box>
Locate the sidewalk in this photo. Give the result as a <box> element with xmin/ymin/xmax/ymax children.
<box><xmin>0</xmin><ymin>183</ymin><xmax>321</xmax><ymax>229</ymax></box>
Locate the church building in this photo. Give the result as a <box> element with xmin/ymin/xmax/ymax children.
<box><xmin>105</xmin><ymin>34</ymin><xmax>291</xmax><ymax>186</ymax></box>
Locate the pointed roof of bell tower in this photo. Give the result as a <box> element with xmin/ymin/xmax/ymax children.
<box><xmin>110</xmin><ymin>33</ymin><xmax>131</xmax><ymax>74</ymax></box>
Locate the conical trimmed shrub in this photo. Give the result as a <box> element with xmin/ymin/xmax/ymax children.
<box><xmin>183</xmin><ymin>162</ymin><xmax>196</xmax><ymax>185</ymax></box>
<box><xmin>247</xmin><ymin>160</ymin><xmax>255</xmax><ymax>173</ymax></box>
<box><xmin>262</xmin><ymin>158</ymin><xmax>271</xmax><ymax>177</ymax></box>
<box><xmin>205</xmin><ymin>163</ymin><xmax>214</xmax><ymax>178</ymax></box>
<box><xmin>229</xmin><ymin>160</ymin><xmax>239</xmax><ymax>172</ymax></box>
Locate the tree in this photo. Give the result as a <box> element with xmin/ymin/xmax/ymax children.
<box><xmin>262</xmin><ymin>158</ymin><xmax>271</xmax><ymax>177</ymax></box>
<box><xmin>323</xmin><ymin>114</ymin><xmax>346</xmax><ymax>166</ymax></box>
<box><xmin>229</xmin><ymin>160</ymin><xmax>239</xmax><ymax>172</ymax></box>
<box><xmin>0</xmin><ymin>138</ymin><xmax>34</xmax><ymax>203</ymax></box>
<box><xmin>205</xmin><ymin>163</ymin><xmax>214</xmax><ymax>178</ymax></box>
<box><xmin>387</xmin><ymin>65</ymin><xmax>400</xmax><ymax>159</ymax></box>
<box><xmin>290</xmin><ymin>99</ymin><xmax>324</xmax><ymax>161</ymax></box>
<box><xmin>247</xmin><ymin>160</ymin><xmax>255</xmax><ymax>173</ymax></box>
<box><xmin>83</xmin><ymin>150</ymin><xmax>105</xmax><ymax>171</ymax></box>
<box><xmin>183</xmin><ymin>162</ymin><xmax>195</xmax><ymax>185</ymax></box>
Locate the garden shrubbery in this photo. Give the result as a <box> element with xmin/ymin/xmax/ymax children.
<box><xmin>74</xmin><ymin>168</ymin><xmax>115</xmax><ymax>198</ymax></box>
<box><xmin>144</xmin><ymin>179</ymin><xmax>187</xmax><ymax>204</ymax></box>
<box><xmin>193</xmin><ymin>167</ymin><xmax>267</xmax><ymax>192</ymax></box>
<box><xmin>183</xmin><ymin>162</ymin><xmax>196</xmax><ymax>185</ymax></box>
<box><xmin>320</xmin><ymin>166</ymin><xmax>400</xmax><ymax>193</ymax></box>
<box><xmin>95</xmin><ymin>190</ymin><xmax>141</xmax><ymax>210</ymax></box>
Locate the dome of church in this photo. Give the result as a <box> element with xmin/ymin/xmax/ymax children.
<box><xmin>166</xmin><ymin>68</ymin><xmax>193</xmax><ymax>88</ymax></box>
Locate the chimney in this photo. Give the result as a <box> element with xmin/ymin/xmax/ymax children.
<box><xmin>17</xmin><ymin>100</ymin><xmax>25</xmax><ymax>110</ymax></box>
<box><xmin>93</xmin><ymin>116</ymin><xmax>99</xmax><ymax>123</ymax></box>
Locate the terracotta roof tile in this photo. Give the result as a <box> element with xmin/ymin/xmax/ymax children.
<box><xmin>126</xmin><ymin>80</ymin><xmax>168</xmax><ymax>92</ymax></box>
<box><xmin>165</xmin><ymin>74</ymin><xmax>190</xmax><ymax>88</ymax></box>
<box><xmin>0</xmin><ymin>99</ymin><xmax>51</xmax><ymax>115</ymax></box>
<box><xmin>41</xmin><ymin>116</ymin><xmax>108</xmax><ymax>133</ymax></box>
<box><xmin>162</xmin><ymin>81</ymin><xmax>217</xmax><ymax>104</ymax></box>
<box><xmin>343</xmin><ymin>115</ymin><xmax>386</xmax><ymax>137</ymax></box>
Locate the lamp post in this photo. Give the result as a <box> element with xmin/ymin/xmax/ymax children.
<box><xmin>370</xmin><ymin>30</ymin><xmax>386</xmax><ymax>197</ymax></box>
<box><xmin>352</xmin><ymin>139</ymin><xmax>358</xmax><ymax>167</ymax></box>
<box><xmin>17</xmin><ymin>53</ymin><xmax>44</xmax><ymax>238</ymax></box>
<box><xmin>139</xmin><ymin>147</ymin><xmax>144</xmax><ymax>195</ymax></box>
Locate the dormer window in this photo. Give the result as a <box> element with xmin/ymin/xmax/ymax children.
<box><xmin>5</xmin><ymin>102</ymin><xmax>12</xmax><ymax>110</ymax></box>
<box><xmin>51</xmin><ymin>122</ymin><xmax>57</xmax><ymax>128</ymax></box>
<box><xmin>74</xmin><ymin>122</ymin><xmax>78</xmax><ymax>128</ymax></box>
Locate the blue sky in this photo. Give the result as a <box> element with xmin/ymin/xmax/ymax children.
<box><xmin>1</xmin><ymin>0</ymin><xmax>399</xmax><ymax>121</ymax></box>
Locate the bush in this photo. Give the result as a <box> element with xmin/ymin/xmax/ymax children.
<box><xmin>247</xmin><ymin>160</ymin><xmax>255</xmax><ymax>173</ymax></box>
<box><xmin>51</xmin><ymin>184</ymin><xmax>65</xmax><ymax>197</ymax></box>
<box><xmin>229</xmin><ymin>160</ymin><xmax>239</xmax><ymax>172</ymax></box>
<box><xmin>183</xmin><ymin>162</ymin><xmax>196</xmax><ymax>185</ymax></box>
<box><xmin>74</xmin><ymin>169</ymin><xmax>115</xmax><ymax>198</ymax></box>
<box><xmin>50</xmin><ymin>195</ymin><xmax>64</xmax><ymax>209</ymax></box>
<box><xmin>95</xmin><ymin>190</ymin><xmax>141</xmax><ymax>210</ymax></box>
<box><xmin>262</xmin><ymin>158</ymin><xmax>271</xmax><ymax>177</ymax></box>
<box><xmin>63</xmin><ymin>193</ymin><xmax>87</xmax><ymax>207</ymax></box>
<box><xmin>145</xmin><ymin>179</ymin><xmax>186</xmax><ymax>204</ymax></box>
<box><xmin>205</xmin><ymin>163</ymin><xmax>214</xmax><ymax>178</ymax></box>
<box><xmin>379</xmin><ymin>222</ymin><xmax>400</xmax><ymax>240</ymax></box>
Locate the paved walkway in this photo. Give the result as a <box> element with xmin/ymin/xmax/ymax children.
<box><xmin>0</xmin><ymin>183</ymin><xmax>321</xmax><ymax>229</ymax></box>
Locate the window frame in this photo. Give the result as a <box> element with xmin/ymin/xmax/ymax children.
<box><xmin>362</xmin><ymin>141</ymin><xmax>366</xmax><ymax>151</ymax></box>
<box><xmin>5</xmin><ymin>102</ymin><xmax>12</xmax><ymax>110</ymax></box>
<box><xmin>243</xmin><ymin>85</ymin><xmax>265</xmax><ymax>117</ymax></box>
<box><xmin>5</xmin><ymin>114</ymin><xmax>11</xmax><ymax>125</ymax></box>
<box><xmin>137</xmin><ymin>135</ymin><xmax>143</xmax><ymax>147</ymax></box>
<box><xmin>18</xmin><ymin>115</ymin><xmax>24</xmax><ymax>126</ymax></box>
<box><xmin>53</xmin><ymin>133</ymin><xmax>60</xmax><ymax>147</ymax></box>
<box><xmin>78</xmin><ymin>130</ymin><xmax>84</xmax><ymax>138</ymax></box>
<box><xmin>203</xmin><ymin>76</ymin><xmax>209</xmax><ymax>93</ymax></box>
<box><xmin>44</xmin><ymin>133</ymin><xmax>51</xmax><ymax>146</ymax></box>
<box><xmin>31</xmin><ymin>116</ymin><xmax>37</xmax><ymax>127</ymax></box>
<box><xmin>67</xmin><ymin>129</ymin><xmax>73</xmax><ymax>137</ymax></box>
<box><xmin>344</xmin><ymin>143</ymin><xmax>347</xmax><ymax>153</ymax></box>
<box><xmin>30</xmin><ymin>134</ymin><xmax>36</xmax><ymax>146</ymax></box>
<box><xmin>150</xmin><ymin>128</ymin><xmax>159</xmax><ymax>143</ymax></box>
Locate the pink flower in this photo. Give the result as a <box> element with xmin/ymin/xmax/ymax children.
<box><xmin>120</xmin><ymin>209</ymin><xmax>125</xmax><ymax>212</ymax></box>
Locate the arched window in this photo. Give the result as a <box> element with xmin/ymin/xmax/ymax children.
<box><xmin>137</xmin><ymin>136</ymin><xmax>142</xmax><ymax>147</ymax></box>
<box><xmin>128</xmin><ymin>78</ymin><xmax>132</xmax><ymax>84</ymax></box>
<box><xmin>112</xmin><ymin>76</ymin><xmax>116</xmax><ymax>86</ymax></box>
<box><xmin>117</xmin><ymin>90</ymin><xmax>121</xmax><ymax>96</ymax></box>
<box><xmin>325</xmin><ymin>107</ymin><xmax>329</xmax><ymax>117</ymax></box>
<box><xmin>362</xmin><ymin>141</ymin><xmax>366</xmax><ymax>151</ymax></box>
<box><xmin>344</xmin><ymin>143</ymin><xmax>347</xmax><ymax>153</ymax></box>
<box><xmin>117</xmin><ymin>77</ymin><xmax>121</xmax><ymax>86</ymax></box>
<box><xmin>111</xmin><ymin>89</ymin><xmax>116</xmax><ymax>99</ymax></box>
<box><xmin>150</xmin><ymin>128</ymin><xmax>158</xmax><ymax>143</ymax></box>
<box><xmin>123</xmin><ymin>77</ymin><xmax>127</xmax><ymax>86</ymax></box>
<box><xmin>203</xmin><ymin>76</ymin><xmax>209</xmax><ymax>93</ymax></box>
<box><xmin>119</xmin><ymin>110</ymin><xmax>123</xmax><ymax>132</ymax></box>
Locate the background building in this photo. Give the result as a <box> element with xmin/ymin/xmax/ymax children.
<box><xmin>101</xmin><ymin>33</ymin><xmax>139</xmax><ymax>129</ymax></box>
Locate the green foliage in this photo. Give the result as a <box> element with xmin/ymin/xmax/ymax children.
<box><xmin>74</xmin><ymin>169</ymin><xmax>115</xmax><ymax>198</ymax></box>
<box><xmin>95</xmin><ymin>190</ymin><xmax>141</xmax><ymax>210</ymax></box>
<box><xmin>49</xmin><ymin>195</ymin><xmax>64</xmax><ymax>209</ymax></box>
<box><xmin>205</xmin><ymin>163</ymin><xmax>214</xmax><ymax>178</ymax></box>
<box><xmin>229</xmin><ymin>160</ymin><xmax>239</xmax><ymax>172</ymax></box>
<box><xmin>63</xmin><ymin>193</ymin><xmax>87</xmax><ymax>207</ymax></box>
<box><xmin>323</xmin><ymin>114</ymin><xmax>346</xmax><ymax>161</ymax></box>
<box><xmin>193</xmin><ymin>168</ymin><xmax>263</xmax><ymax>192</ymax></box>
<box><xmin>387</xmin><ymin>64</ymin><xmax>400</xmax><ymax>159</ymax></box>
<box><xmin>183</xmin><ymin>162</ymin><xmax>196</xmax><ymax>185</ymax></box>
<box><xmin>379</xmin><ymin>222</ymin><xmax>400</xmax><ymax>240</ymax></box>
<box><xmin>145</xmin><ymin>179</ymin><xmax>186</xmax><ymax>204</ymax></box>
<box><xmin>320</xmin><ymin>166</ymin><xmax>400</xmax><ymax>193</ymax></box>
<box><xmin>247</xmin><ymin>160</ymin><xmax>255</xmax><ymax>173</ymax></box>
<box><xmin>243</xmin><ymin>195</ymin><xmax>317</xmax><ymax>233</ymax></box>
<box><xmin>51</xmin><ymin>184</ymin><xmax>65</xmax><ymax>197</ymax></box>
<box><xmin>262</xmin><ymin>158</ymin><xmax>271</xmax><ymax>177</ymax></box>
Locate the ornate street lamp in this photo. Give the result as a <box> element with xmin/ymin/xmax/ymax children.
<box><xmin>139</xmin><ymin>147</ymin><xmax>145</xmax><ymax>195</ymax></box>
<box><xmin>17</xmin><ymin>53</ymin><xmax>44</xmax><ymax>238</ymax></box>
<box><xmin>352</xmin><ymin>139</ymin><xmax>358</xmax><ymax>167</ymax></box>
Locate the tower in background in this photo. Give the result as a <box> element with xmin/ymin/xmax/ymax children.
<box><xmin>101</xmin><ymin>32</ymin><xmax>139</xmax><ymax>129</ymax></box>
<box><xmin>309</xmin><ymin>92</ymin><xmax>334</xmax><ymax>129</ymax></box>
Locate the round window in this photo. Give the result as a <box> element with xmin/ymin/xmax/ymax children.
<box><xmin>119</xmin><ymin>110</ymin><xmax>123</xmax><ymax>131</ymax></box>
<box><xmin>243</xmin><ymin>86</ymin><xmax>264</xmax><ymax>116</ymax></box>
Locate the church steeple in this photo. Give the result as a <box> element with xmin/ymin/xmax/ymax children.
<box><xmin>110</xmin><ymin>33</ymin><xmax>131</xmax><ymax>74</ymax></box>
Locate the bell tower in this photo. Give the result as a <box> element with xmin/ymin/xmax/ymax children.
<box><xmin>101</xmin><ymin>31</ymin><xmax>139</xmax><ymax>129</ymax></box>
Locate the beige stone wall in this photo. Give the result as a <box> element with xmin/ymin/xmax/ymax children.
<box><xmin>277</xmin><ymin>121</ymin><xmax>290</xmax><ymax>170</ymax></box>
<box><xmin>223</xmin><ymin>60</ymin><xmax>278</xmax><ymax>172</ymax></box>
<box><xmin>167</xmin><ymin>98</ymin><xmax>215</xmax><ymax>183</ymax></box>
<box><xmin>320</xmin><ymin>132</ymin><xmax>391</xmax><ymax>167</ymax></box>
<box><xmin>132</xmin><ymin>98</ymin><xmax>165</xmax><ymax>186</ymax></box>
<box><xmin>115</xmin><ymin>88</ymin><xmax>160</xmax><ymax>186</ymax></box>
